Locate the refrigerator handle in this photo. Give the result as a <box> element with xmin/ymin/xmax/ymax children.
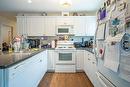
<box><xmin>96</xmin><ymin>72</ymin><xmax>116</xmax><ymax>87</ymax></box>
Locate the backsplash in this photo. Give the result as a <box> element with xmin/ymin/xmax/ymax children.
<box><xmin>69</xmin><ymin>36</ymin><xmax>94</xmax><ymax>42</ymax></box>
<box><xmin>27</xmin><ymin>36</ymin><xmax>94</xmax><ymax>48</ymax></box>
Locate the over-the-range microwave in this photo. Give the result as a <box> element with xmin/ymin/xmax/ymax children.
<box><xmin>56</xmin><ymin>25</ymin><xmax>74</xmax><ymax>35</ymax></box>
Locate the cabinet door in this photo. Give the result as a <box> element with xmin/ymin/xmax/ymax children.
<box><xmin>86</xmin><ymin>16</ymin><xmax>96</xmax><ymax>36</ymax></box>
<box><xmin>47</xmin><ymin>50</ymin><xmax>55</xmax><ymax>71</ymax></box>
<box><xmin>42</xmin><ymin>51</ymin><xmax>48</xmax><ymax>75</ymax></box>
<box><xmin>27</xmin><ymin>16</ymin><xmax>45</xmax><ymax>36</ymax></box>
<box><xmin>17</xmin><ymin>16</ymin><xmax>27</xmax><ymax>36</ymax></box>
<box><xmin>74</xmin><ymin>17</ymin><xmax>86</xmax><ymax>36</ymax></box>
<box><xmin>0</xmin><ymin>70</ymin><xmax>5</xmax><ymax>87</ymax></box>
<box><xmin>8</xmin><ymin>52</ymin><xmax>47</xmax><ymax>87</ymax></box>
<box><xmin>8</xmin><ymin>62</ymin><xmax>27</xmax><ymax>87</ymax></box>
<box><xmin>76</xmin><ymin>50</ymin><xmax>84</xmax><ymax>70</ymax></box>
<box><xmin>56</xmin><ymin>17</ymin><xmax>74</xmax><ymax>25</ymax></box>
<box><xmin>44</xmin><ymin>17</ymin><xmax>56</xmax><ymax>36</ymax></box>
<box><xmin>84</xmin><ymin>51</ymin><xmax>94</xmax><ymax>83</ymax></box>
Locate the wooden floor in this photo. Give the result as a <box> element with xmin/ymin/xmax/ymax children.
<box><xmin>38</xmin><ymin>72</ymin><xmax>94</xmax><ymax>87</ymax></box>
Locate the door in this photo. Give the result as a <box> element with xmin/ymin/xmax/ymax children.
<box><xmin>27</xmin><ymin>16</ymin><xmax>45</xmax><ymax>36</ymax></box>
<box><xmin>56</xmin><ymin>17</ymin><xmax>74</xmax><ymax>25</ymax></box>
<box><xmin>86</xmin><ymin>16</ymin><xmax>96</xmax><ymax>36</ymax></box>
<box><xmin>8</xmin><ymin>62</ymin><xmax>27</xmax><ymax>87</ymax></box>
<box><xmin>0</xmin><ymin>70</ymin><xmax>4</xmax><ymax>87</ymax></box>
<box><xmin>17</xmin><ymin>16</ymin><xmax>27</xmax><ymax>36</ymax></box>
<box><xmin>44</xmin><ymin>17</ymin><xmax>56</xmax><ymax>36</ymax></box>
<box><xmin>47</xmin><ymin>50</ymin><xmax>56</xmax><ymax>70</ymax></box>
<box><xmin>76</xmin><ymin>50</ymin><xmax>84</xmax><ymax>70</ymax></box>
<box><xmin>1</xmin><ymin>25</ymin><xmax>13</xmax><ymax>44</ymax></box>
<box><xmin>56</xmin><ymin>50</ymin><xmax>75</xmax><ymax>64</ymax></box>
<box><xmin>74</xmin><ymin>17</ymin><xmax>86</xmax><ymax>36</ymax></box>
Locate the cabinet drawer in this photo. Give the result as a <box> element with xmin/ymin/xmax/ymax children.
<box><xmin>55</xmin><ymin>65</ymin><xmax>76</xmax><ymax>73</ymax></box>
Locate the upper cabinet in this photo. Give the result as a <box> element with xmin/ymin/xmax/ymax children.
<box><xmin>86</xmin><ymin>16</ymin><xmax>96</xmax><ymax>36</ymax></box>
<box><xmin>44</xmin><ymin>17</ymin><xmax>56</xmax><ymax>36</ymax></box>
<box><xmin>16</xmin><ymin>16</ymin><xmax>96</xmax><ymax>36</ymax></box>
<box><xmin>26</xmin><ymin>16</ymin><xmax>45</xmax><ymax>36</ymax></box>
<box><xmin>56</xmin><ymin>17</ymin><xmax>74</xmax><ymax>25</ymax></box>
<box><xmin>17</xmin><ymin>16</ymin><xmax>27</xmax><ymax>36</ymax></box>
<box><xmin>74</xmin><ymin>17</ymin><xmax>86</xmax><ymax>36</ymax></box>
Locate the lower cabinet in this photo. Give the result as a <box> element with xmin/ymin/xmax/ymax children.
<box><xmin>0</xmin><ymin>50</ymin><xmax>102</xmax><ymax>87</ymax></box>
<box><xmin>47</xmin><ymin>50</ymin><xmax>56</xmax><ymax>71</ymax></box>
<box><xmin>84</xmin><ymin>51</ymin><xmax>102</xmax><ymax>87</ymax></box>
<box><xmin>6</xmin><ymin>51</ymin><xmax>47</xmax><ymax>87</ymax></box>
<box><xmin>76</xmin><ymin>50</ymin><xmax>84</xmax><ymax>71</ymax></box>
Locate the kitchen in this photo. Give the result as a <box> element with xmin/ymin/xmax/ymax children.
<box><xmin>0</xmin><ymin>0</ymin><xmax>130</xmax><ymax>87</ymax></box>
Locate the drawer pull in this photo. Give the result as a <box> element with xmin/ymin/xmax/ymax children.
<box><xmin>14</xmin><ymin>63</ymin><xmax>24</xmax><ymax>69</ymax></box>
<box><xmin>92</xmin><ymin>62</ymin><xmax>95</xmax><ymax>64</ymax></box>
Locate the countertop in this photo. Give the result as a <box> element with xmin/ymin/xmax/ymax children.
<box><xmin>76</xmin><ymin>48</ymin><xmax>94</xmax><ymax>54</ymax></box>
<box><xmin>0</xmin><ymin>48</ymin><xmax>94</xmax><ymax>69</ymax></box>
<box><xmin>0</xmin><ymin>49</ymin><xmax>45</xmax><ymax>69</ymax></box>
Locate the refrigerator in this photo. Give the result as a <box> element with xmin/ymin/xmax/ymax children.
<box><xmin>94</xmin><ymin>0</ymin><xmax>130</xmax><ymax>87</ymax></box>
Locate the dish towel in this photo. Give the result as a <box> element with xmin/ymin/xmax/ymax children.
<box><xmin>104</xmin><ymin>42</ymin><xmax>120</xmax><ymax>72</ymax></box>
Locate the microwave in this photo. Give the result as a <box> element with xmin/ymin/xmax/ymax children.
<box><xmin>56</xmin><ymin>25</ymin><xmax>74</xmax><ymax>35</ymax></box>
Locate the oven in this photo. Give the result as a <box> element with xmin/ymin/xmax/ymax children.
<box><xmin>55</xmin><ymin>50</ymin><xmax>76</xmax><ymax>65</ymax></box>
<box><xmin>56</xmin><ymin>25</ymin><xmax>74</xmax><ymax>35</ymax></box>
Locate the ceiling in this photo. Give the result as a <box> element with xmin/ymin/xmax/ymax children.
<box><xmin>0</xmin><ymin>0</ymin><xmax>104</xmax><ymax>12</ymax></box>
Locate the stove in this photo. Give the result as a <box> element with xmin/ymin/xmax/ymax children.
<box><xmin>55</xmin><ymin>41</ymin><xmax>76</xmax><ymax>50</ymax></box>
<box><xmin>55</xmin><ymin>41</ymin><xmax>76</xmax><ymax>73</ymax></box>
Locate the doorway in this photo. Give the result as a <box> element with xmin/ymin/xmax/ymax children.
<box><xmin>1</xmin><ymin>24</ymin><xmax>13</xmax><ymax>49</ymax></box>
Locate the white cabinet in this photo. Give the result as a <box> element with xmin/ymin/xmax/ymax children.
<box><xmin>84</xmin><ymin>50</ymin><xmax>101</xmax><ymax>87</ymax></box>
<box><xmin>7</xmin><ymin>51</ymin><xmax>47</xmax><ymax>87</ymax></box>
<box><xmin>86</xmin><ymin>16</ymin><xmax>96</xmax><ymax>36</ymax></box>
<box><xmin>8</xmin><ymin>61</ymin><xmax>28</xmax><ymax>87</ymax></box>
<box><xmin>74</xmin><ymin>17</ymin><xmax>86</xmax><ymax>36</ymax></box>
<box><xmin>16</xmin><ymin>16</ymin><xmax>96</xmax><ymax>36</ymax></box>
<box><xmin>56</xmin><ymin>17</ymin><xmax>74</xmax><ymax>25</ymax></box>
<box><xmin>0</xmin><ymin>70</ymin><xmax>4</xmax><ymax>87</ymax></box>
<box><xmin>44</xmin><ymin>17</ymin><xmax>56</xmax><ymax>36</ymax></box>
<box><xmin>42</xmin><ymin>50</ymin><xmax>48</xmax><ymax>75</ymax></box>
<box><xmin>76</xmin><ymin>50</ymin><xmax>84</xmax><ymax>70</ymax></box>
<box><xmin>26</xmin><ymin>16</ymin><xmax>45</xmax><ymax>36</ymax></box>
<box><xmin>17</xmin><ymin>16</ymin><xmax>27</xmax><ymax>36</ymax></box>
<box><xmin>47</xmin><ymin>50</ymin><xmax>56</xmax><ymax>71</ymax></box>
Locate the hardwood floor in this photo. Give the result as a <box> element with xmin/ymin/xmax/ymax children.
<box><xmin>38</xmin><ymin>72</ymin><xmax>94</xmax><ymax>87</ymax></box>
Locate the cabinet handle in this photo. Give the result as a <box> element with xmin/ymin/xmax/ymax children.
<box><xmin>14</xmin><ymin>63</ymin><xmax>24</xmax><ymax>69</ymax></box>
<box><xmin>40</xmin><ymin>60</ymin><xmax>42</xmax><ymax>62</ymax></box>
<box><xmin>88</xmin><ymin>58</ymin><xmax>90</xmax><ymax>60</ymax></box>
<box><xmin>92</xmin><ymin>62</ymin><xmax>95</xmax><ymax>64</ymax></box>
<box><xmin>12</xmin><ymin>73</ymin><xmax>15</xmax><ymax>76</ymax></box>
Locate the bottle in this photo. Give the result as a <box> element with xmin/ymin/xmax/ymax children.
<box><xmin>51</xmin><ymin>40</ymin><xmax>55</xmax><ymax>48</ymax></box>
<box><xmin>8</xmin><ymin>42</ymin><xmax>12</xmax><ymax>53</ymax></box>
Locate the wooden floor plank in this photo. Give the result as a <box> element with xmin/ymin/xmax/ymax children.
<box><xmin>38</xmin><ymin>72</ymin><xmax>94</xmax><ymax>87</ymax></box>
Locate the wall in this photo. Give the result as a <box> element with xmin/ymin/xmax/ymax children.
<box><xmin>0</xmin><ymin>16</ymin><xmax>16</xmax><ymax>36</ymax></box>
<box><xmin>0</xmin><ymin>16</ymin><xmax>16</xmax><ymax>49</ymax></box>
<box><xmin>27</xmin><ymin>36</ymin><xmax>93</xmax><ymax>46</ymax></box>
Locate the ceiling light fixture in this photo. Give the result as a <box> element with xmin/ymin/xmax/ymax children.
<box><xmin>28</xmin><ymin>0</ymin><xmax>32</xmax><ymax>3</ymax></box>
<box><xmin>60</xmin><ymin>0</ymin><xmax>72</xmax><ymax>8</ymax></box>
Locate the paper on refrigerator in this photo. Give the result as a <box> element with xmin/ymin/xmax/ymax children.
<box><xmin>126</xmin><ymin>3</ymin><xmax>130</xmax><ymax>18</ymax></box>
<box><xmin>96</xmin><ymin>23</ymin><xmax>106</xmax><ymax>40</ymax></box>
<box><xmin>104</xmin><ymin>42</ymin><xmax>120</xmax><ymax>72</ymax></box>
<box><xmin>119</xmin><ymin>49</ymin><xmax>130</xmax><ymax>82</ymax></box>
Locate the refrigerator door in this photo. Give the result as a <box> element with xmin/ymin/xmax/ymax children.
<box><xmin>96</xmin><ymin>72</ymin><xmax>116</xmax><ymax>87</ymax></box>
